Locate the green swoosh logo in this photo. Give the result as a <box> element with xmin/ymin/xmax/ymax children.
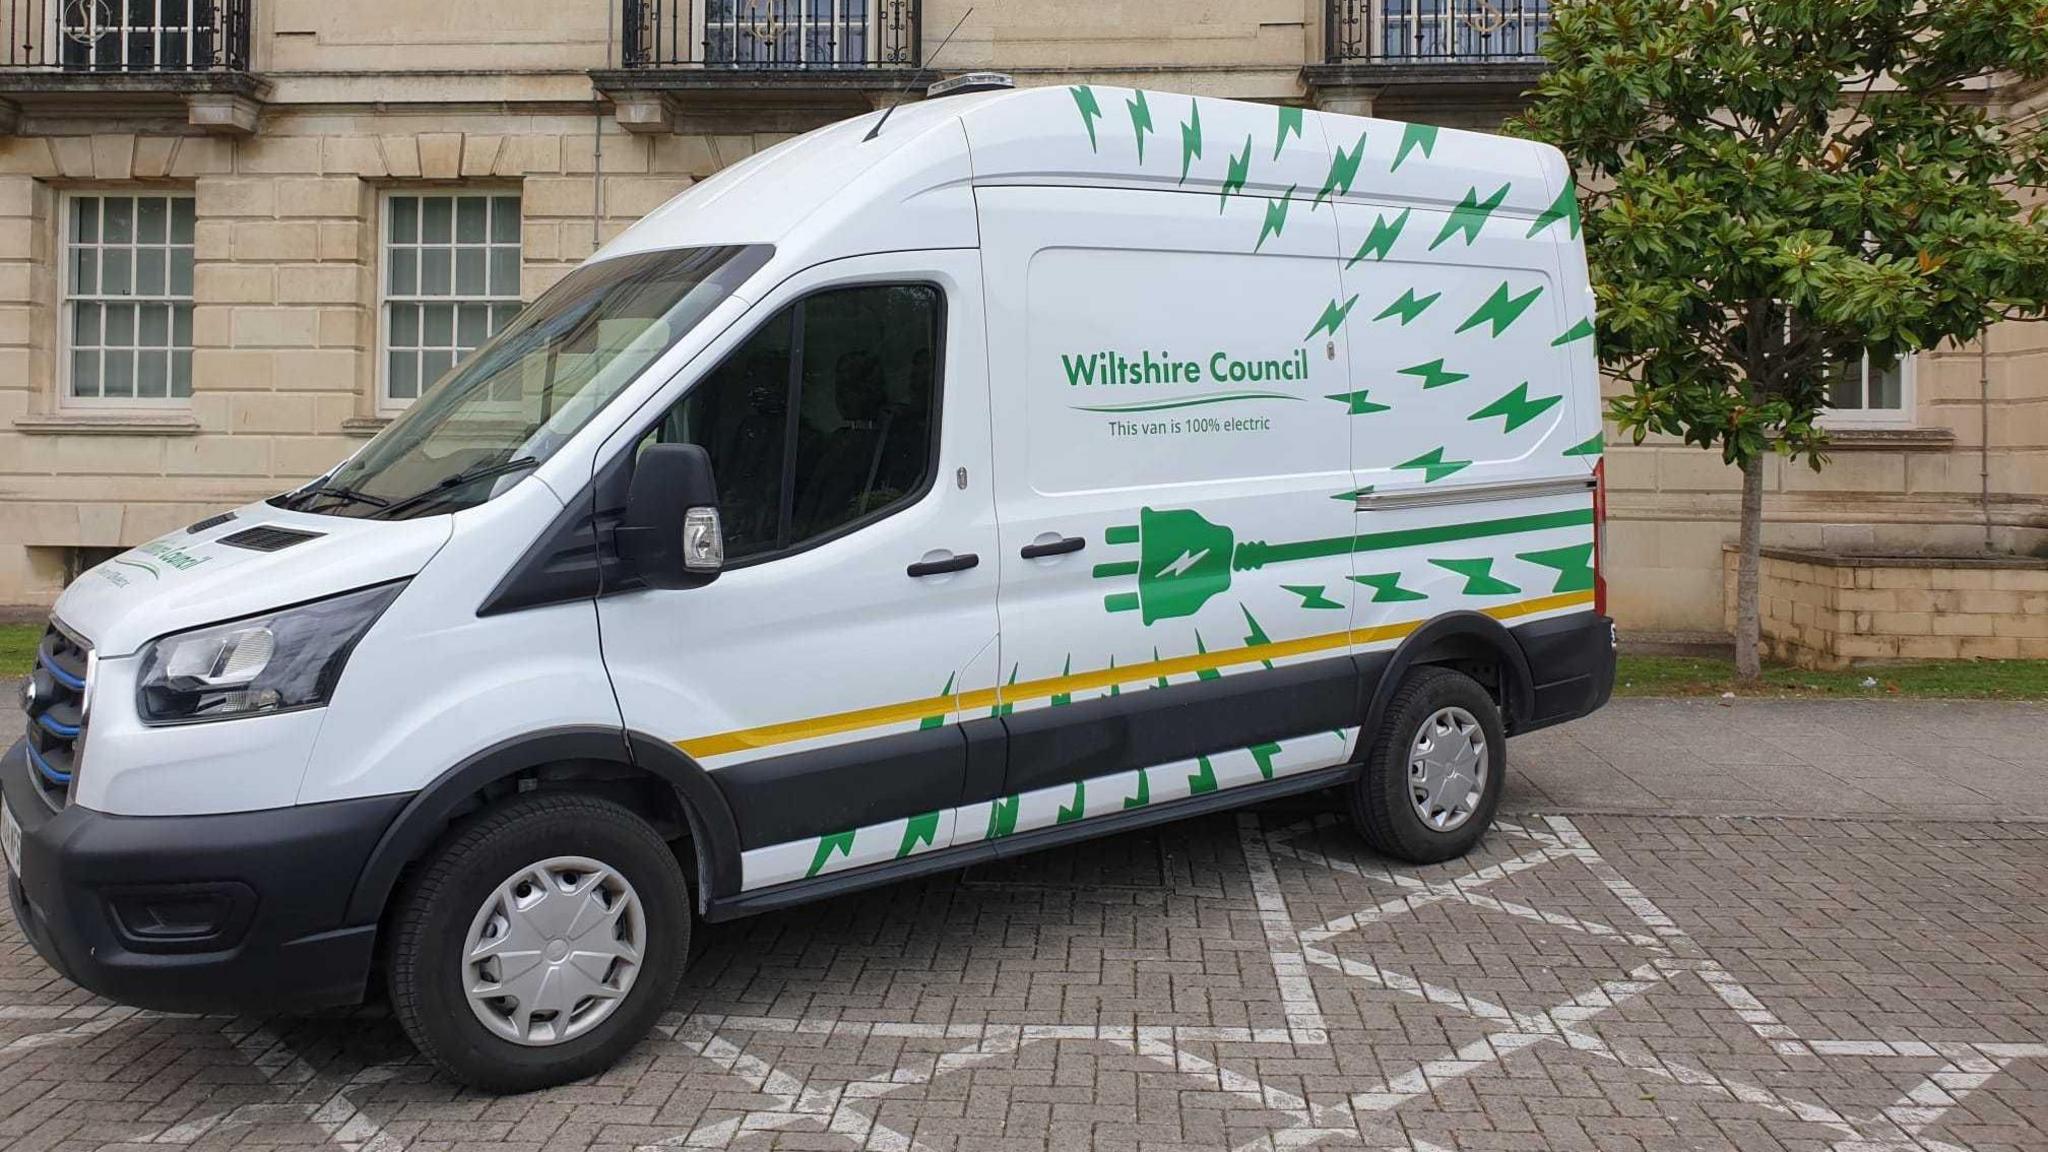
<box><xmin>111</xmin><ymin>558</ymin><xmax>160</xmax><ymax>580</ymax></box>
<box><xmin>1071</xmin><ymin>391</ymin><xmax>1305</xmax><ymax>414</ymax></box>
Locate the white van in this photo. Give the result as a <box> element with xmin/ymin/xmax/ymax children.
<box><xmin>7</xmin><ymin>81</ymin><xmax>1613</xmax><ymax>1089</ymax></box>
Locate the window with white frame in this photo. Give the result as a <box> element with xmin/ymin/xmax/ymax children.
<box><xmin>64</xmin><ymin>193</ymin><xmax>194</xmax><ymax>404</ymax></box>
<box><xmin>1824</xmin><ymin>351</ymin><xmax>1913</xmax><ymax>426</ymax></box>
<box><xmin>382</xmin><ymin>192</ymin><xmax>523</xmax><ymax>410</ymax></box>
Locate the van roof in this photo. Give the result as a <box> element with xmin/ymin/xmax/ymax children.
<box><xmin>594</xmin><ymin>84</ymin><xmax>1571</xmax><ymax>269</ymax></box>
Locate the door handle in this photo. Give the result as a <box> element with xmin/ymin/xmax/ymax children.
<box><xmin>907</xmin><ymin>552</ymin><xmax>980</xmax><ymax>578</ymax></box>
<box><xmin>1020</xmin><ymin>535</ymin><xmax>1086</xmax><ymax>560</ymax></box>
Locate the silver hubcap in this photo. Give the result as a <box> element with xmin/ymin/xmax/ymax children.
<box><xmin>462</xmin><ymin>856</ymin><xmax>646</xmax><ymax>1047</ymax></box>
<box><xmin>1408</xmin><ymin>706</ymin><xmax>1488</xmax><ymax>832</ymax></box>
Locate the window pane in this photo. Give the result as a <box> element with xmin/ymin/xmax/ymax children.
<box><xmin>490</xmin><ymin>247</ymin><xmax>519</xmax><ymax>296</ymax></box>
<box><xmin>137</xmin><ymin>350</ymin><xmax>168</xmax><ymax>398</ymax></box>
<box><xmin>492</xmin><ymin>302</ymin><xmax>522</xmax><ymax>332</ymax></box>
<box><xmin>492</xmin><ymin>197</ymin><xmax>520</xmax><ymax>243</ymax></box>
<box><xmin>456</xmin><ymin>197</ymin><xmax>487</xmax><ymax>244</ymax></box>
<box><xmin>1826</xmin><ymin>358</ymin><xmax>1863</xmax><ymax>409</ymax></box>
<box><xmin>102</xmin><ymin>248</ymin><xmax>132</xmax><ymax>296</ymax></box>
<box><xmin>388</xmin><ymin>350</ymin><xmax>419</xmax><ymax>400</ymax></box>
<box><xmin>455</xmin><ymin>247</ymin><xmax>485</xmax><ymax>296</ymax></box>
<box><xmin>421</xmin><ymin>347</ymin><xmax>453</xmax><ymax>385</ymax></box>
<box><xmin>70</xmin><ymin>351</ymin><xmax>99</xmax><ymax>397</ymax></box>
<box><xmin>422</xmin><ymin>197</ymin><xmax>453</xmax><ymax>244</ymax></box>
<box><xmin>72</xmin><ymin>248</ymin><xmax>96</xmax><ymax>295</ymax></box>
<box><xmin>1868</xmin><ymin>354</ymin><xmax>1904</xmax><ymax>410</ymax></box>
<box><xmin>173</xmin><ymin>303</ymin><xmax>192</xmax><ymax>347</ymax></box>
<box><xmin>169</xmin><ymin>246</ymin><xmax>193</xmax><ymax>296</ymax></box>
<box><xmin>787</xmin><ymin>285</ymin><xmax>940</xmax><ymax>542</ymax></box>
<box><xmin>391</xmin><ymin>302</ymin><xmax>419</xmax><ymax>347</ymax></box>
<box><xmin>72</xmin><ymin>302</ymin><xmax>100</xmax><ymax>346</ymax></box>
<box><xmin>104</xmin><ymin>198</ymin><xmax>132</xmax><ymax>244</ymax></box>
<box><xmin>389</xmin><ymin>248</ymin><xmax>417</xmax><ymax>296</ymax></box>
<box><xmin>137</xmin><ymin>197</ymin><xmax>167</xmax><ymax>243</ymax></box>
<box><xmin>171</xmin><ymin>197</ymin><xmax>194</xmax><ymax>245</ymax></box>
<box><xmin>104</xmin><ymin>349</ymin><xmax>135</xmax><ymax>398</ymax></box>
<box><xmin>421</xmin><ymin>248</ymin><xmax>451</xmax><ymax>296</ymax></box>
<box><xmin>390</xmin><ymin>196</ymin><xmax>418</xmax><ymax>244</ymax></box>
<box><xmin>171</xmin><ymin>350</ymin><xmax>192</xmax><ymax>398</ymax></box>
<box><xmin>423</xmin><ymin>302</ymin><xmax>454</xmax><ymax>347</ymax></box>
<box><xmin>457</xmin><ymin>302</ymin><xmax>489</xmax><ymax>350</ymax></box>
<box><xmin>105</xmin><ymin>302</ymin><xmax>134</xmax><ymax>345</ymax></box>
<box><xmin>135</xmin><ymin>247</ymin><xmax>165</xmax><ymax>296</ymax></box>
<box><xmin>139</xmin><ymin>302</ymin><xmax>169</xmax><ymax>346</ymax></box>
<box><xmin>654</xmin><ymin>309</ymin><xmax>793</xmax><ymax>559</ymax></box>
<box><xmin>73</xmin><ymin>197</ymin><xmax>98</xmax><ymax>243</ymax></box>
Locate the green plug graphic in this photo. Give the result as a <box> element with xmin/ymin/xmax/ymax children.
<box><xmin>1097</xmin><ymin>507</ymin><xmax>1238</xmax><ymax>623</ymax></box>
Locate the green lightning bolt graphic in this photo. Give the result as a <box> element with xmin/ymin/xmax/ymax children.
<box><xmin>1349</xmin><ymin>208</ymin><xmax>1412</xmax><ymax>265</ymax></box>
<box><xmin>1528</xmin><ymin>183</ymin><xmax>1582</xmax><ymax>238</ymax></box>
<box><xmin>1071</xmin><ymin>86</ymin><xmax>1103</xmax><ymax>152</ymax></box>
<box><xmin>1326</xmin><ymin>389</ymin><xmax>1391</xmax><ymax>416</ymax></box>
<box><xmin>1126</xmin><ymin>89</ymin><xmax>1153</xmax><ymax>164</ymax></box>
<box><xmin>896</xmin><ymin>811</ymin><xmax>941</xmax><ymax>858</ymax></box>
<box><xmin>918</xmin><ymin>671</ymin><xmax>955</xmax><ymax>730</ymax></box>
<box><xmin>986</xmin><ymin>794</ymin><xmax>1020</xmax><ymax>840</ymax></box>
<box><xmin>1519</xmin><ymin>543</ymin><xmax>1596</xmax><ymax>594</ymax></box>
<box><xmin>1456</xmin><ymin>282</ymin><xmax>1545</xmax><ymax>337</ymax></box>
<box><xmin>990</xmin><ymin>664</ymin><xmax>1018</xmax><ymax>718</ymax></box>
<box><xmin>1316</xmin><ymin>129</ymin><xmax>1368</xmax><ymax>208</ymax></box>
<box><xmin>1553</xmin><ymin>317</ymin><xmax>1596</xmax><ymax>347</ymax></box>
<box><xmin>1219</xmin><ymin>135</ymin><xmax>1252</xmax><ymax>211</ymax></box>
<box><xmin>1431</xmin><ymin>183</ymin><xmax>1512</xmax><ymax>250</ymax></box>
<box><xmin>1154</xmin><ymin>646</ymin><xmax>1170</xmax><ymax>690</ymax></box>
<box><xmin>1274</xmin><ymin>106</ymin><xmax>1303</xmax><ymax>159</ymax></box>
<box><xmin>1124</xmin><ymin>769</ymin><xmax>1150</xmax><ymax>809</ymax></box>
<box><xmin>1352</xmin><ymin>572</ymin><xmax>1429</xmax><ymax>603</ymax></box>
<box><xmin>1392</xmin><ymin>123</ymin><xmax>1438</xmax><ymax>172</ymax></box>
<box><xmin>1332</xmin><ymin>485</ymin><xmax>1375</xmax><ymax>502</ymax></box>
<box><xmin>1187</xmin><ymin>756</ymin><xmax>1219</xmax><ymax>796</ymax></box>
<box><xmin>1051</xmin><ymin>655</ymin><xmax>1073</xmax><ymax>708</ymax></box>
<box><xmin>1250</xmin><ymin>742</ymin><xmax>1282</xmax><ymax>781</ymax></box>
<box><xmin>1374</xmin><ymin>288</ymin><xmax>1441</xmax><ymax>326</ymax></box>
<box><xmin>1057</xmin><ymin>781</ymin><xmax>1087</xmax><ymax>824</ymax></box>
<box><xmin>1432</xmin><ymin>557</ymin><xmax>1521</xmax><ymax>596</ymax></box>
<box><xmin>1178</xmin><ymin>98</ymin><xmax>1202</xmax><ymax>184</ymax></box>
<box><xmin>1564</xmin><ymin>430</ymin><xmax>1604</xmax><ymax>457</ymax></box>
<box><xmin>1306</xmin><ymin>294</ymin><xmax>1359</xmax><ymax>340</ymax></box>
<box><xmin>1193</xmin><ymin>632</ymin><xmax>1222</xmax><ymax>682</ymax></box>
<box><xmin>1255</xmin><ymin>187</ymin><xmax>1295</xmax><ymax>253</ymax></box>
<box><xmin>1240</xmin><ymin>604</ymin><xmax>1276</xmax><ymax>670</ymax></box>
<box><xmin>1283</xmin><ymin>585</ymin><xmax>1344</xmax><ymax>610</ymax></box>
<box><xmin>1398</xmin><ymin>358</ymin><xmax>1469</xmax><ymax>390</ymax></box>
<box><xmin>807</xmin><ymin>830</ymin><xmax>855</xmax><ymax>877</ymax></box>
<box><xmin>1468</xmin><ymin>382</ymin><xmax>1562</xmax><ymax>433</ymax></box>
<box><xmin>1395</xmin><ymin>447</ymin><xmax>1473</xmax><ymax>484</ymax></box>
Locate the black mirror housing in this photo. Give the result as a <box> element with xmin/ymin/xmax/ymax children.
<box><xmin>616</xmin><ymin>442</ymin><xmax>721</xmax><ymax>589</ymax></box>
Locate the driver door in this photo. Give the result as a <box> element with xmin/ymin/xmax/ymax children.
<box><xmin>595</xmin><ymin>251</ymin><xmax>1000</xmax><ymax>894</ymax></box>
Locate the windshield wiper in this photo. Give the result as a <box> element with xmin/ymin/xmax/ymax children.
<box><xmin>376</xmin><ymin>457</ymin><xmax>540</xmax><ymax>519</ymax></box>
<box><xmin>300</xmin><ymin>483</ymin><xmax>389</xmax><ymax>512</ymax></box>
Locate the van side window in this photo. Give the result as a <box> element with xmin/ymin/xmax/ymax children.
<box><xmin>647</xmin><ymin>283</ymin><xmax>941</xmax><ymax>562</ymax></box>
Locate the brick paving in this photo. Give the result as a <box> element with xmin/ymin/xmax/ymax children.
<box><xmin>1</xmin><ymin>697</ymin><xmax>2046</xmax><ymax>1150</ymax></box>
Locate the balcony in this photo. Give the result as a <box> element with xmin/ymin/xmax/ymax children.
<box><xmin>0</xmin><ymin>0</ymin><xmax>264</xmax><ymax>132</ymax></box>
<box><xmin>593</xmin><ymin>0</ymin><xmax>922</xmax><ymax>133</ymax></box>
<box><xmin>1308</xmin><ymin>0</ymin><xmax>1551</xmax><ymax>121</ymax></box>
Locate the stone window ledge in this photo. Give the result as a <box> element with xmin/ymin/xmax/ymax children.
<box><xmin>341</xmin><ymin>416</ymin><xmax>391</xmax><ymax>438</ymax></box>
<box><xmin>1820</xmin><ymin>427</ymin><xmax>1955</xmax><ymax>452</ymax></box>
<box><xmin>14</xmin><ymin>412</ymin><xmax>200</xmax><ymax>436</ymax></box>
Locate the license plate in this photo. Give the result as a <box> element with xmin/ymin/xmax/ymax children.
<box><xmin>2</xmin><ymin>798</ymin><xmax>21</xmax><ymax>880</ymax></box>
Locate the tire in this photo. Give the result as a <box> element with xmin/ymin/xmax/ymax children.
<box><xmin>387</xmin><ymin>793</ymin><xmax>690</xmax><ymax>1092</ymax></box>
<box><xmin>1349</xmin><ymin>666</ymin><xmax>1506</xmax><ymax>864</ymax></box>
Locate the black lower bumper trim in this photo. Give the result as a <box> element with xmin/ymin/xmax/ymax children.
<box><xmin>2</xmin><ymin>741</ymin><xmax>408</xmax><ymax>1013</ymax></box>
<box><xmin>1510</xmin><ymin>612</ymin><xmax>1616</xmax><ymax>734</ymax></box>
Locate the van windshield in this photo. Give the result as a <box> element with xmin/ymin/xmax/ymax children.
<box><xmin>277</xmin><ymin>244</ymin><xmax>770</xmax><ymax>521</ymax></box>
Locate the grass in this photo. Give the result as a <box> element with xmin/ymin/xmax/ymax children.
<box><xmin>1616</xmin><ymin>654</ymin><xmax>2048</xmax><ymax>700</ymax></box>
<box><xmin>4</xmin><ymin>620</ymin><xmax>2042</xmax><ymax>701</ymax></box>
<box><xmin>0</xmin><ymin>623</ymin><xmax>36</xmax><ymax>679</ymax></box>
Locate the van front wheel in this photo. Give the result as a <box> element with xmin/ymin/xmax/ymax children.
<box><xmin>1349</xmin><ymin>667</ymin><xmax>1505</xmax><ymax>864</ymax></box>
<box><xmin>387</xmin><ymin>793</ymin><xmax>690</xmax><ymax>1092</ymax></box>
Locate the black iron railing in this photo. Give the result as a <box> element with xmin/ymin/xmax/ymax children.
<box><xmin>1327</xmin><ymin>0</ymin><xmax>1550</xmax><ymax>63</ymax></box>
<box><xmin>621</xmin><ymin>0</ymin><xmax>918</xmax><ymax>69</ymax></box>
<box><xmin>2</xmin><ymin>0</ymin><xmax>250</xmax><ymax>71</ymax></box>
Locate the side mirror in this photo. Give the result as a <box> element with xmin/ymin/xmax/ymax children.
<box><xmin>615</xmin><ymin>442</ymin><xmax>723</xmax><ymax>589</ymax></box>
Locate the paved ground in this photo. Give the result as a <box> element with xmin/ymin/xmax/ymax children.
<box><xmin>0</xmin><ymin>696</ymin><xmax>2045</xmax><ymax>1150</ymax></box>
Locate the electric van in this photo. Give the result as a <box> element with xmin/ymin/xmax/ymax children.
<box><xmin>7</xmin><ymin>81</ymin><xmax>1615</xmax><ymax>1090</ymax></box>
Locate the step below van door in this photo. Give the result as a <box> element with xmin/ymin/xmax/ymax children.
<box><xmin>595</xmin><ymin>250</ymin><xmax>1001</xmax><ymax>896</ymax></box>
<box><xmin>971</xmin><ymin>178</ymin><xmax>1365</xmax><ymax>842</ymax></box>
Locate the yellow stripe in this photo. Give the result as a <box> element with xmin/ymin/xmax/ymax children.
<box><xmin>676</xmin><ymin>592</ymin><xmax>1594</xmax><ymax>759</ymax></box>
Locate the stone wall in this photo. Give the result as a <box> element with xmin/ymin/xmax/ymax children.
<box><xmin>1723</xmin><ymin>546</ymin><xmax>2048</xmax><ymax>668</ymax></box>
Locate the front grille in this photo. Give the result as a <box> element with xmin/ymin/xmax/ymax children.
<box><xmin>22</xmin><ymin>623</ymin><xmax>89</xmax><ymax>810</ymax></box>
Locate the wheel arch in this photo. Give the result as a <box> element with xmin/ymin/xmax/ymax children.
<box><xmin>1363</xmin><ymin>611</ymin><xmax>1536</xmax><ymax>743</ymax></box>
<box><xmin>344</xmin><ymin>726</ymin><xmax>743</xmax><ymax>924</ymax></box>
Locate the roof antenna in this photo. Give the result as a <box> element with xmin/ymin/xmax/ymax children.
<box><xmin>865</xmin><ymin>6</ymin><xmax>973</xmax><ymax>143</ymax></box>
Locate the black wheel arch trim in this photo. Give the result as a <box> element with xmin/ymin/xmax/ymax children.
<box><xmin>343</xmin><ymin>726</ymin><xmax>744</xmax><ymax>925</ymax></box>
<box><xmin>1364</xmin><ymin>611</ymin><xmax>1538</xmax><ymax>742</ymax></box>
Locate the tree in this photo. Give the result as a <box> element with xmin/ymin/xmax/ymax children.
<box><xmin>1512</xmin><ymin>0</ymin><xmax>2048</xmax><ymax>677</ymax></box>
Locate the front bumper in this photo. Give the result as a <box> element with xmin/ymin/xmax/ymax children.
<box><xmin>2</xmin><ymin>740</ymin><xmax>408</xmax><ymax>1013</ymax></box>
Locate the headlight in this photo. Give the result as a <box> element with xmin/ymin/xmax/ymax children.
<box><xmin>137</xmin><ymin>582</ymin><xmax>405</xmax><ymax>725</ymax></box>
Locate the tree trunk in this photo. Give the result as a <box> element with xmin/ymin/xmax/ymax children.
<box><xmin>1734</xmin><ymin>453</ymin><xmax>1765</xmax><ymax>680</ymax></box>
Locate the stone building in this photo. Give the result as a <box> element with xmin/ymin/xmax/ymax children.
<box><xmin>0</xmin><ymin>0</ymin><xmax>2041</xmax><ymax>657</ymax></box>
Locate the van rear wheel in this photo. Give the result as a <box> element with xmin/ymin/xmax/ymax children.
<box><xmin>1349</xmin><ymin>667</ymin><xmax>1505</xmax><ymax>864</ymax></box>
<box><xmin>387</xmin><ymin>793</ymin><xmax>689</xmax><ymax>1092</ymax></box>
